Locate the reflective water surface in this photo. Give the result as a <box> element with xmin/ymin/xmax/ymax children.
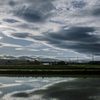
<box><xmin>0</xmin><ymin>76</ymin><xmax>100</xmax><ymax>100</ymax></box>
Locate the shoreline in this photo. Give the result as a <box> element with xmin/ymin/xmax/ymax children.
<box><xmin>0</xmin><ymin>71</ymin><xmax>100</xmax><ymax>78</ymax></box>
<box><xmin>0</xmin><ymin>70</ymin><xmax>100</xmax><ymax>75</ymax></box>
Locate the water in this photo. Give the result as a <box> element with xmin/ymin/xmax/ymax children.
<box><xmin>0</xmin><ymin>76</ymin><xmax>100</xmax><ymax>100</ymax></box>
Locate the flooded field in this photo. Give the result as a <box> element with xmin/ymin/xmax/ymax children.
<box><xmin>0</xmin><ymin>76</ymin><xmax>100</xmax><ymax>100</ymax></box>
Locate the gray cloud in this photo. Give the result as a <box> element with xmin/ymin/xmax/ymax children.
<box><xmin>71</xmin><ymin>1</ymin><xmax>87</xmax><ymax>8</ymax></box>
<box><xmin>92</xmin><ymin>8</ymin><xmax>100</xmax><ymax>16</ymax></box>
<box><xmin>1</xmin><ymin>0</ymin><xmax>100</xmax><ymax>56</ymax></box>
<box><xmin>0</xmin><ymin>55</ymin><xmax>60</xmax><ymax>62</ymax></box>
<box><xmin>72</xmin><ymin>5</ymin><xmax>100</xmax><ymax>18</ymax></box>
<box><xmin>0</xmin><ymin>43</ymin><xmax>3</xmax><ymax>46</ymax></box>
<box><xmin>11</xmin><ymin>0</ymin><xmax>55</xmax><ymax>23</ymax></box>
<box><xmin>44</xmin><ymin>27</ymin><xmax>100</xmax><ymax>54</ymax></box>
<box><xmin>16</xmin><ymin>24</ymin><xmax>39</xmax><ymax>31</ymax></box>
<box><xmin>48</xmin><ymin>27</ymin><xmax>96</xmax><ymax>43</ymax></box>
<box><xmin>9</xmin><ymin>26</ymin><xmax>100</xmax><ymax>54</ymax></box>
<box><xmin>20</xmin><ymin>12</ymin><xmax>42</xmax><ymax>23</ymax></box>
<box><xmin>8</xmin><ymin>1</ymin><xmax>16</xmax><ymax>6</ymax></box>
<box><xmin>0</xmin><ymin>42</ymin><xmax>21</xmax><ymax>47</ymax></box>
<box><xmin>11</xmin><ymin>33</ymin><xmax>29</xmax><ymax>38</ymax></box>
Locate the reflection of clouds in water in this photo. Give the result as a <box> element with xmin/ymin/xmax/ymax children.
<box><xmin>0</xmin><ymin>83</ymin><xmax>3</xmax><ymax>86</ymax></box>
<box><xmin>0</xmin><ymin>84</ymin><xmax>21</xmax><ymax>88</ymax></box>
<box><xmin>88</xmin><ymin>96</ymin><xmax>100</xmax><ymax>100</ymax></box>
<box><xmin>42</xmin><ymin>79</ymin><xmax>64</xmax><ymax>83</ymax></box>
<box><xmin>43</xmin><ymin>79</ymin><xmax>74</xmax><ymax>89</ymax></box>
<box><xmin>0</xmin><ymin>84</ymin><xmax>33</xmax><ymax>99</ymax></box>
<box><xmin>0</xmin><ymin>91</ymin><xmax>2</xmax><ymax>94</ymax></box>
<box><xmin>15</xmin><ymin>79</ymin><xmax>39</xmax><ymax>83</ymax></box>
<box><xmin>42</xmin><ymin>78</ymin><xmax>74</xmax><ymax>83</ymax></box>
<box><xmin>3</xmin><ymin>78</ymin><xmax>100</xmax><ymax>100</ymax></box>
<box><xmin>15</xmin><ymin>79</ymin><xmax>44</xmax><ymax>88</ymax></box>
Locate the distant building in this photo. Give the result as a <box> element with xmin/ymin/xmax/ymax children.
<box><xmin>42</xmin><ymin>63</ymin><xmax>50</xmax><ymax>65</ymax></box>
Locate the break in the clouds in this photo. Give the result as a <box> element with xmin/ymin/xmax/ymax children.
<box><xmin>3</xmin><ymin>19</ymin><xmax>20</xmax><ymax>23</ymax></box>
<box><xmin>0</xmin><ymin>0</ymin><xmax>100</xmax><ymax>58</ymax></box>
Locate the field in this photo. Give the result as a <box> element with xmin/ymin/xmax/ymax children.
<box><xmin>0</xmin><ymin>64</ymin><xmax>100</xmax><ymax>75</ymax></box>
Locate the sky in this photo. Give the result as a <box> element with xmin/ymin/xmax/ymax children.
<box><xmin>0</xmin><ymin>0</ymin><xmax>100</xmax><ymax>62</ymax></box>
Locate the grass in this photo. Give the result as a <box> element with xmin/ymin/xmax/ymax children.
<box><xmin>0</xmin><ymin>64</ymin><xmax>100</xmax><ymax>75</ymax></box>
<box><xmin>0</xmin><ymin>64</ymin><xmax>100</xmax><ymax>68</ymax></box>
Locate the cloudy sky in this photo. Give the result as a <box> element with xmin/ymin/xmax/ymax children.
<box><xmin>0</xmin><ymin>0</ymin><xmax>100</xmax><ymax>61</ymax></box>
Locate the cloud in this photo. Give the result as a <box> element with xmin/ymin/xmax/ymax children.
<box><xmin>0</xmin><ymin>42</ymin><xmax>21</xmax><ymax>47</ymax></box>
<box><xmin>71</xmin><ymin>1</ymin><xmax>87</xmax><ymax>8</ymax></box>
<box><xmin>0</xmin><ymin>55</ymin><xmax>17</xmax><ymax>59</ymax></box>
<box><xmin>10</xmin><ymin>0</ymin><xmax>55</xmax><ymax>23</ymax></box>
<box><xmin>4</xmin><ymin>26</ymin><xmax>100</xmax><ymax>54</ymax></box>
<box><xmin>11</xmin><ymin>33</ymin><xmax>29</xmax><ymax>38</ymax></box>
<box><xmin>92</xmin><ymin>8</ymin><xmax>100</xmax><ymax>16</ymax></box>
<box><xmin>0</xmin><ymin>37</ymin><xmax>2</xmax><ymax>39</ymax></box>
<box><xmin>15</xmin><ymin>48</ymin><xmax>39</xmax><ymax>51</ymax></box>
<box><xmin>58</xmin><ymin>52</ymin><xmax>63</xmax><ymax>55</ymax></box>
<box><xmin>0</xmin><ymin>54</ymin><xmax>65</xmax><ymax>62</ymax></box>
<box><xmin>48</xmin><ymin>27</ymin><xmax>96</xmax><ymax>43</ymax></box>
<box><xmin>0</xmin><ymin>54</ymin><xmax>96</xmax><ymax>62</ymax></box>
<box><xmin>1</xmin><ymin>0</ymin><xmax>100</xmax><ymax>56</ymax></box>
<box><xmin>71</xmin><ymin>3</ymin><xmax>100</xmax><ymax>19</ymax></box>
<box><xmin>43</xmin><ymin>26</ymin><xmax>100</xmax><ymax>54</ymax></box>
<box><xmin>42</xmin><ymin>48</ymin><xmax>63</xmax><ymax>52</ymax></box>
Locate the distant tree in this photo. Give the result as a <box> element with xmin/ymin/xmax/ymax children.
<box><xmin>58</xmin><ymin>61</ymin><xmax>65</xmax><ymax>65</ymax></box>
<box><xmin>19</xmin><ymin>61</ymin><xmax>27</xmax><ymax>65</ymax></box>
<box><xmin>6</xmin><ymin>60</ymin><xmax>12</xmax><ymax>65</ymax></box>
<box><xmin>52</xmin><ymin>61</ymin><xmax>57</xmax><ymax>65</ymax></box>
<box><xmin>33</xmin><ymin>59</ymin><xmax>40</xmax><ymax>65</ymax></box>
<box><xmin>26</xmin><ymin>60</ymin><xmax>31</xmax><ymax>64</ymax></box>
<box><xmin>27</xmin><ymin>60</ymin><xmax>30</xmax><ymax>63</ymax></box>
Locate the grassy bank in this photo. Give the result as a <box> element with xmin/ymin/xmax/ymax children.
<box><xmin>0</xmin><ymin>64</ymin><xmax>100</xmax><ymax>75</ymax></box>
<box><xmin>0</xmin><ymin>73</ymin><xmax>100</xmax><ymax>78</ymax></box>
<box><xmin>0</xmin><ymin>64</ymin><xmax>100</xmax><ymax>69</ymax></box>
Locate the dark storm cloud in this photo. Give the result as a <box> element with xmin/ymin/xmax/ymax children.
<box><xmin>20</xmin><ymin>12</ymin><xmax>42</xmax><ymax>23</ymax></box>
<box><xmin>10</xmin><ymin>26</ymin><xmax>100</xmax><ymax>54</ymax></box>
<box><xmin>46</xmin><ymin>27</ymin><xmax>100</xmax><ymax>54</ymax></box>
<box><xmin>92</xmin><ymin>8</ymin><xmax>100</xmax><ymax>16</ymax></box>
<box><xmin>11</xmin><ymin>78</ymin><xmax>100</xmax><ymax>100</ymax></box>
<box><xmin>11</xmin><ymin>33</ymin><xmax>29</xmax><ymax>38</ymax></box>
<box><xmin>8</xmin><ymin>1</ymin><xmax>15</xmax><ymax>6</ymax></box>
<box><xmin>58</xmin><ymin>43</ymin><xmax>100</xmax><ymax>54</ymax></box>
<box><xmin>12</xmin><ymin>0</ymin><xmax>55</xmax><ymax>23</ymax></box>
<box><xmin>48</xmin><ymin>27</ymin><xmax>96</xmax><ymax>43</ymax></box>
